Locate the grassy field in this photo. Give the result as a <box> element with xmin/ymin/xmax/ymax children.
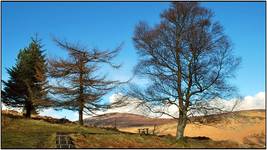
<box><xmin>1</xmin><ymin>113</ymin><xmax>243</xmax><ymax>148</ymax></box>
<box><xmin>1</xmin><ymin>114</ymin><xmax>115</xmax><ymax>148</ymax></box>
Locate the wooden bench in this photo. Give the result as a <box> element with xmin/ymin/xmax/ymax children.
<box><xmin>138</xmin><ymin>128</ymin><xmax>149</xmax><ymax>135</ymax></box>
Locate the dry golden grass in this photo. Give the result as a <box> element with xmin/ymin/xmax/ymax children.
<box><xmin>119</xmin><ymin>110</ymin><xmax>266</xmax><ymax>148</ymax></box>
<box><xmin>70</xmin><ymin>133</ymin><xmax>240</xmax><ymax>148</ymax></box>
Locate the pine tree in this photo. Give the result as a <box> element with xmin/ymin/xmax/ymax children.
<box><xmin>2</xmin><ymin>36</ymin><xmax>50</xmax><ymax>118</ymax></box>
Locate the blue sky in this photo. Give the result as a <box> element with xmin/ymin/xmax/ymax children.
<box><xmin>2</xmin><ymin>2</ymin><xmax>265</xmax><ymax>120</ymax></box>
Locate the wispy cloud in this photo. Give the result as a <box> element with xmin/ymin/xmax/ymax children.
<box><xmin>97</xmin><ymin>91</ymin><xmax>266</xmax><ymax>118</ymax></box>
<box><xmin>237</xmin><ymin>92</ymin><xmax>265</xmax><ymax>110</ymax></box>
<box><xmin>38</xmin><ymin>108</ymin><xmax>63</xmax><ymax>119</ymax></box>
<box><xmin>2</xmin><ymin>92</ymin><xmax>265</xmax><ymax>121</ymax></box>
<box><xmin>39</xmin><ymin>109</ymin><xmax>78</xmax><ymax>121</ymax></box>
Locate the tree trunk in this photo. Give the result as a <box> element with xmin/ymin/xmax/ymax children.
<box><xmin>78</xmin><ymin>106</ymin><xmax>84</xmax><ymax>125</ymax></box>
<box><xmin>78</xmin><ymin>65</ymin><xmax>84</xmax><ymax>126</ymax></box>
<box><xmin>176</xmin><ymin>120</ymin><xmax>186</xmax><ymax>140</ymax></box>
<box><xmin>176</xmin><ymin>110</ymin><xmax>187</xmax><ymax>140</ymax></box>
<box><xmin>24</xmin><ymin>102</ymin><xmax>32</xmax><ymax>118</ymax></box>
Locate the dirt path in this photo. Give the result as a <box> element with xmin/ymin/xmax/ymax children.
<box><xmin>56</xmin><ymin>132</ymin><xmax>75</xmax><ymax>148</ymax></box>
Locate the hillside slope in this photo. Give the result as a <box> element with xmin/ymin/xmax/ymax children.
<box><xmin>1</xmin><ymin>113</ymin><xmax>242</xmax><ymax>148</ymax></box>
<box><xmin>1</xmin><ymin>112</ymin><xmax>115</xmax><ymax>148</ymax></box>
<box><xmin>84</xmin><ymin>112</ymin><xmax>175</xmax><ymax>127</ymax></box>
<box><xmin>119</xmin><ymin>109</ymin><xmax>266</xmax><ymax>148</ymax></box>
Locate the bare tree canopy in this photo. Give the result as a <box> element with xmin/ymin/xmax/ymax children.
<box><xmin>48</xmin><ymin>38</ymin><xmax>125</xmax><ymax>125</ymax></box>
<box><xmin>122</xmin><ymin>2</ymin><xmax>241</xmax><ymax>140</ymax></box>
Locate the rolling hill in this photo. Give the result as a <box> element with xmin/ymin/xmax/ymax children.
<box><xmin>84</xmin><ymin>112</ymin><xmax>175</xmax><ymax>128</ymax></box>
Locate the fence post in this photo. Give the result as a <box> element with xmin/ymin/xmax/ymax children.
<box><xmin>114</xmin><ymin>119</ymin><xmax>117</xmax><ymax>129</ymax></box>
<box><xmin>153</xmin><ymin>124</ymin><xmax>156</xmax><ymax>135</ymax></box>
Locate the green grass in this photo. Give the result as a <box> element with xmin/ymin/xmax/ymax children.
<box><xmin>1</xmin><ymin>115</ymin><xmax>116</xmax><ymax>148</ymax></box>
<box><xmin>1</xmin><ymin>115</ymin><xmax>241</xmax><ymax>148</ymax></box>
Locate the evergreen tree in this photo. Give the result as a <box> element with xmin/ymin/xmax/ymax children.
<box><xmin>2</xmin><ymin>37</ymin><xmax>50</xmax><ymax>118</ymax></box>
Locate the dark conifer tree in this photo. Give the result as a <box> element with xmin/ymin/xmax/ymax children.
<box><xmin>2</xmin><ymin>36</ymin><xmax>50</xmax><ymax>118</ymax></box>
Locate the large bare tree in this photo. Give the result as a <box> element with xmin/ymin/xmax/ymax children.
<box><xmin>123</xmin><ymin>2</ymin><xmax>241</xmax><ymax>140</ymax></box>
<box><xmin>48</xmin><ymin>38</ymin><xmax>124</xmax><ymax>125</ymax></box>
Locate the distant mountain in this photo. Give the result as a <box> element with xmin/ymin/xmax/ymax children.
<box><xmin>84</xmin><ymin>113</ymin><xmax>175</xmax><ymax>128</ymax></box>
<box><xmin>84</xmin><ymin>109</ymin><xmax>266</xmax><ymax>128</ymax></box>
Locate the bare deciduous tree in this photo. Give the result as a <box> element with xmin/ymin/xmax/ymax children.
<box><xmin>48</xmin><ymin>38</ymin><xmax>125</xmax><ymax>125</ymax></box>
<box><xmin>122</xmin><ymin>2</ymin><xmax>241</xmax><ymax>140</ymax></box>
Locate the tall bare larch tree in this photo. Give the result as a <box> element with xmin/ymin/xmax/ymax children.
<box><xmin>48</xmin><ymin>38</ymin><xmax>124</xmax><ymax>125</ymax></box>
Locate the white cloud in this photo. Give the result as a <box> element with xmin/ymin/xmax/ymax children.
<box><xmin>100</xmin><ymin>92</ymin><xmax>265</xmax><ymax>118</ymax></box>
<box><xmin>94</xmin><ymin>93</ymin><xmax>180</xmax><ymax>118</ymax></box>
<box><xmin>2</xmin><ymin>102</ymin><xmax>78</xmax><ymax>121</ymax></box>
<box><xmin>109</xmin><ymin>93</ymin><xmax>123</xmax><ymax>104</ymax></box>
<box><xmin>39</xmin><ymin>108</ymin><xmax>63</xmax><ymax>119</ymax></box>
<box><xmin>2</xmin><ymin>103</ymin><xmax>7</xmax><ymax>110</ymax></box>
<box><xmin>1</xmin><ymin>103</ymin><xmax>22</xmax><ymax>112</ymax></box>
<box><xmin>2</xmin><ymin>92</ymin><xmax>265</xmax><ymax>120</ymax></box>
<box><xmin>87</xmin><ymin>93</ymin><xmax>145</xmax><ymax>118</ymax></box>
<box><xmin>209</xmin><ymin>92</ymin><xmax>265</xmax><ymax>111</ymax></box>
<box><xmin>39</xmin><ymin>109</ymin><xmax>78</xmax><ymax>121</ymax></box>
<box><xmin>238</xmin><ymin>92</ymin><xmax>265</xmax><ymax>110</ymax></box>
